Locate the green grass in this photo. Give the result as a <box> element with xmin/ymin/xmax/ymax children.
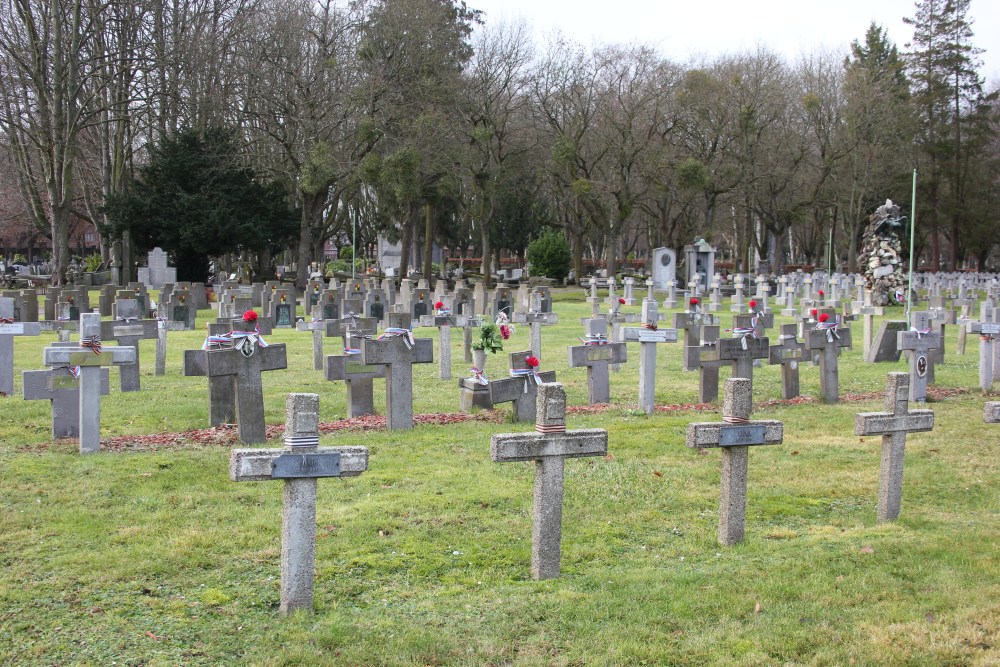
<box><xmin>1</xmin><ymin>289</ymin><xmax>998</xmax><ymax>665</ymax></box>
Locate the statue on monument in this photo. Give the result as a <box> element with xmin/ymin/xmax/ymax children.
<box><xmin>858</xmin><ymin>199</ymin><xmax>907</xmax><ymax>306</ymax></box>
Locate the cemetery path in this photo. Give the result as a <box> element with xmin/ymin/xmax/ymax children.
<box><xmin>17</xmin><ymin>386</ymin><xmax>980</xmax><ymax>453</ymax></box>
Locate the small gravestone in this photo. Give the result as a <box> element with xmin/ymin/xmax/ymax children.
<box><xmin>490</xmin><ymin>383</ymin><xmax>608</xmax><ymax>579</ymax></box>
<box><xmin>985</xmin><ymin>402</ymin><xmax>1000</xmax><ymax>423</ymax></box>
<box><xmin>23</xmin><ymin>343</ymin><xmax>111</xmax><ymax>438</ymax></box>
<box><xmin>0</xmin><ymin>296</ymin><xmax>41</xmax><ymax>396</ymax></box>
<box><xmin>100</xmin><ymin>299</ymin><xmax>159</xmax><ymax>392</ymax></box>
<box><xmin>768</xmin><ymin>323</ymin><xmax>806</xmax><ymax>400</ymax></box>
<box><xmin>183</xmin><ymin>333</ymin><xmax>287</xmax><ymax>443</ymax></box>
<box><xmin>686</xmin><ymin>324</ymin><xmax>726</xmax><ymax>403</ymax></box>
<box><xmin>489</xmin><ymin>351</ymin><xmax>556</xmax><ymax>422</ymax></box>
<box><xmin>230</xmin><ymin>393</ymin><xmax>368</xmax><ymax>614</ymax></box>
<box><xmin>325</xmin><ymin>331</ymin><xmax>387</xmax><ymax>418</ymax></box>
<box><xmin>359</xmin><ymin>331</ymin><xmax>433</xmax><ymax>430</ymax></box>
<box><xmin>41</xmin><ymin>313</ymin><xmax>136</xmax><ymax>453</ymax></box>
<box><xmin>620</xmin><ymin>299</ymin><xmax>677</xmax><ymax>415</ymax></box>
<box><xmin>866</xmin><ymin>321</ymin><xmax>907</xmax><ymax>362</ymax></box>
<box><xmin>686</xmin><ymin>378</ymin><xmax>783</xmax><ymax>545</ymax></box>
<box><xmin>805</xmin><ymin>315</ymin><xmax>852</xmax><ymax>403</ymax></box>
<box><xmin>712</xmin><ymin>314</ymin><xmax>769</xmax><ymax>395</ymax></box>
<box><xmin>854</xmin><ymin>373</ymin><xmax>935</xmax><ymax>523</ymax></box>
<box><xmin>567</xmin><ymin>318</ymin><xmax>627</xmax><ymax>405</ymax></box>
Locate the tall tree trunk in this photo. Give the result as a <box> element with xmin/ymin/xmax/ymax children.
<box><xmin>296</xmin><ymin>191</ymin><xmax>324</xmax><ymax>289</ymax></box>
<box><xmin>422</xmin><ymin>203</ymin><xmax>434</xmax><ymax>282</ymax></box>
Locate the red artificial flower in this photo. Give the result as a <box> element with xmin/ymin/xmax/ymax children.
<box><xmin>819</xmin><ymin>290</ymin><xmax>825</xmax><ymax>297</ymax></box>
<box><xmin>435</xmin><ymin>301</ymin><xmax>444</xmax><ymax>310</ymax></box>
<box><xmin>618</xmin><ymin>297</ymin><xmax>626</xmax><ymax>304</ymax></box>
<box><xmin>690</xmin><ymin>297</ymin><xmax>699</xmax><ymax>306</ymax></box>
<box><xmin>500</xmin><ymin>324</ymin><xmax>511</xmax><ymax>340</ymax></box>
<box><xmin>810</xmin><ymin>308</ymin><xmax>818</xmax><ymax>318</ymax></box>
<box><xmin>818</xmin><ymin>313</ymin><xmax>830</xmax><ymax>323</ymax></box>
<box><xmin>524</xmin><ymin>356</ymin><xmax>540</xmax><ymax>368</ymax></box>
<box><xmin>243</xmin><ymin>310</ymin><xmax>258</xmax><ymax>322</ymax></box>
<box><xmin>749</xmin><ymin>300</ymin><xmax>757</xmax><ymax>308</ymax></box>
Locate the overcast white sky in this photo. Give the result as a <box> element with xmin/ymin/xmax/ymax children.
<box><xmin>468</xmin><ymin>0</ymin><xmax>1000</xmax><ymax>86</ymax></box>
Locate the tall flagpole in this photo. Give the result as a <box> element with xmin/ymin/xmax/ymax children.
<box><xmin>906</xmin><ymin>169</ymin><xmax>917</xmax><ymax>327</ymax></box>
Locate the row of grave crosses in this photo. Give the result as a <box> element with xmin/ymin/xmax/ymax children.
<box><xmin>234</xmin><ymin>369</ymin><xmax>966</xmax><ymax>615</ymax></box>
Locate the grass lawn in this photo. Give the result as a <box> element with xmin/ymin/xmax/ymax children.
<box><xmin>1</xmin><ymin>288</ymin><xmax>997</xmax><ymax>666</ymax></box>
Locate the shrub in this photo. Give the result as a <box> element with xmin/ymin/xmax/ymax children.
<box><xmin>526</xmin><ymin>228</ymin><xmax>571</xmax><ymax>282</ymax></box>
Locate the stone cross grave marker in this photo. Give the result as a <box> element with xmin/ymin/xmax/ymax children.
<box><xmin>230</xmin><ymin>393</ymin><xmax>368</xmax><ymax>614</ymax></box>
<box><xmin>621</xmin><ymin>299</ymin><xmax>677</xmax><ymax>415</ymax></box>
<box><xmin>686</xmin><ymin>324</ymin><xmax>726</xmax><ymax>403</ymax></box>
<box><xmin>183</xmin><ymin>333</ymin><xmax>287</xmax><ymax>443</ymax></box>
<box><xmin>154</xmin><ymin>318</ymin><xmax>187</xmax><ymax>376</ymax></box>
<box><xmin>42</xmin><ymin>313</ymin><xmax>136</xmax><ymax>454</ymax></box>
<box><xmin>713</xmin><ymin>314</ymin><xmax>769</xmax><ymax>395</ymax></box>
<box><xmin>897</xmin><ymin>312</ymin><xmax>941</xmax><ymax>402</ymax></box>
<box><xmin>857</xmin><ymin>290</ymin><xmax>885</xmax><ymax>359</ymax></box>
<box><xmin>854</xmin><ymin>373</ymin><xmax>935</xmax><ymax>523</ymax></box>
<box><xmin>359</xmin><ymin>330</ymin><xmax>433</xmax><ymax>430</ymax></box>
<box><xmin>686</xmin><ymin>377</ymin><xmax>783</xmax><ymax>545</ymax></box>
<box><xmin>730</xmin><ymin>275</ymin><xmax>744</xmax><ymax>312</ymax></box>
<box><xmin>100</xmin><ymin>298</ymin><xmax>159</xmax><ymax>392</ymax></box>
<box><xmin>433</xmin><ymin>311</ymin><xmax>454</xmax><ymax>380</ymax></box>
<box><xmin>985</xmin><ymin>402</ymin><xmax>1000</xmax><ymax>424</ymax></box>
<box><xmin>965</xmin><ymin>317</ymin><xmax>1000</xmax><ymax>390</ymax></box>
<box><xmin>490</xmin><ymin>383</ymin><xmax>608</xmax><ymax>579</ymax></box>
<box><xmin>805</xmin><ymin>315</ymin><xmax>852</xmax><ymax>403</ymax></box>
<box><xmin>567</xmin><ymin>317</ymin><xmax>627</xmax><ymax>405</ymax></box>
<box><xmin>297</xmin><ymin>316</ymin><xmax>375</xmax><ymax>371</ymax></box>
<box><xmin>489</xmin><ymin>350</ymin><xmax>557</xmax><ymax>423</ymax></box>
<box><xmin>0</xmin><ymin>296</ymin><xmax>41</xmax><ymax>396</ymax></box>
<box><xmin>674</xmin><ymin>302</ymin><xmax>718</xmax><ymax>371</ymax></box>
<box><xmin>23</xmin><ymin>342</ymin><xmax>110</xmax><ymax>438</ymax></box>
<box><xmin>325</xmin><ymin>331</ymin><xmax>387</xmax><ymax>418</ymax></box>
<box><xmin>586</xmin><ymin>276</ymin><xmax>601</xmax><ymax>316</ymax></box>
<box><xmin>513</xmin><ymin>291</ymin><xmax>558</xmax><ymax>361</ymax></box>
<box><xmin>768</xmin><ymin>323</ymin><xmax>806</xmax><ymax>400</ymax></box>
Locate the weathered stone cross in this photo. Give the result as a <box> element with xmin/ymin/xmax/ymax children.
<box><xmin>0</xmin><ymin>296</ymin><xmax>40</xmax><ymax>396</ymax></box>
<box><xmin>100</xmin><ymin>298</ymin><xmax>159</xmax><ymax>392</ymax></box>
<box><xmin>566</xmin><ymin>317</ymin><xmax>627</xmax><ymax>405</ymax></box>
<box><xmin>685</xmin><ymin>324</ymin><xmax>726</xmax><ymax>403</ymax></box>
<box><xmin>805</xmin><ymin>314</ymin><xmax>853</xmax><ymax>403</ymax></box>
<box><xmin>230</xmin><ymin>393</ymin><xmax>368</xmax><ymax>614</ymax></box>
<box><xmin>621</xmin><ymin>299</ymin><xmax>677</xmax><ymax>415</ymax></box>
<box><xmin>183</xmin><ymin>333</ymin><xmax>288</xmax><ymax>443</ymax></box>
<box><xmin>490</xmin><ymin>383</ymin><xmax>608</xmax><ymax>579</ymax></box>
<box><xmin>712</xmin><ymin>314</ymin><xmax>770</xmax><ymax>394</ymax></box>
<box><xmin>324</xmin><ymin>330</ymin><xmax>385</xmax><ymax>418</ymax></box>
<box><xmin>897</xmin><ymin>311</ymin><xmax>941</xmax><ymax>402</ymax></box>
<box><xmin>23</xmin><ymin>342</ymin><xmax>110</xmax><ymax>438</ymax></box>
<box><xmin>297</xmin><ymin>316</ymin><xmax>375</xmax><ymax>371</ymax></box>
<box><xmin>686</xmin><ymin>377</ymin><xmax>783</xmax><ymax>545</ymax></box>
<box><xmin>489</xmin><ymin>350</ymin><xmax>557</xmax><ymax>422</ymax></box>
<box><xmin>674</xmin><ymin>301</ymin><xmax>718</xmax><ymax>371</ymax></box>
<box><xmin>42</xmin><ymin>313</ymin><xmax>136</xmax><ymax>453</ymax></box>
<box><xmin>854</xmin><ymin>373</ymin><xmax>935</xmax><ymax>523</ymax></box>
<box><xmin>767</xmin><ymin>323</ymin><xmax>806</xmax><ymax>400</ymax></box>
<box><xmin>359</xmin><ymin>330</ymin><xmax>433</xmax><ymax>430</ymax></box>
<box><xmin>964</xmin><ymin>316</ymin><xmax>999</xmax><ymax>391</ymax></box>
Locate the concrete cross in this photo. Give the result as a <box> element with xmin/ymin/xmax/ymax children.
<box><xmin>686</xmin><ymin>377</ymin><xmax>783</xmax><ymax>545</ymax></box>
<box><xmin>854</xmin><ymin>373</ymin><xmax>935</xmax><ymax>523</ymax></box>
<box><xmin>324</xmin><ymin>330</ymin><xmax>387</xmax><ymax>418</ymax></box>
<box><xmin>230</xmin><ymin>393</ymin><xmax>368</xmax><ymax>614</ymax></box>
<box><xmin>42</xmin><ymin>313</ymin><xmax>136</xmax><ymax>453</ymax></box>
<box><xmin>711</xmin><ymin>314</ymin><xmax>769</xmax><ymax>394</ymax></box>
<box><xmin>674</xmin><ymin>304</ymin><xmax>719</xmax><ymax>371</ymax></box>
<box><xmin>359</xmin><ymin>331</ymin><xmax>433</xmax><ymax>430</ymax></box>
<box><xmin>513</xmin><ymin>292</ymin><xmax>558</xmax><ymax>361</ymax></box>
<box><xmin>767</xmin><ymin>323</ymin><xmax>806</xmax><ymax>400</ymax></box>
<box><xmin>621</xmin><ymin>299</ymin><xmax>678</xmax><ymax>415</ymax></box>
<box><xmin>857</xmin><ymin>290</ymin><xmax>885</xmax><ymax>359</ymax></box>
<box><xmin>490</xmin><ymin>383</ymin><xmax>608</xmax><ymax>579</ymax></box>
<box><xmin>566</xmin><ymin>317</ymin><xmax>627</xmax><ymax>405</ymax></box>
<box><xmin>0</xmin><ymin>296</ymin><xmax>41</xmax><ymax>396</ymax></box>
<box><xmin>183</xmin><ymin>337</ymin><xmax>288</xmax><ymax>443</ymax></box>
<box><xmin>730</xmin><ymin>275</ymin><xmax>744</xmax><ymax>312</ymax></box>
<box><xmin>489</xmin><ymin>350</ymin><xmax>557</xmax><ymax>422</ymax></box>
<box><xmin>297</xmin><ymin>316</ymin><xmax>375</xmax><ymax>371</ymax></box>
<box><xmin>897</xmin><ymin>311</ymin><xmax>941</xmax><ymax>402</ymax></box>
<box><xmin>100</xmin><ymin>298</ymin><xmax>159</xmax><ymax>392</ymax></box>
<box><xmin>805</xmin><ymin>316</ymin><xmax>853</xmax><ymax>403</ymax></box>
<box><xmin>964</xmin><ymin>317</ymin><xmax>999</xmax><ymax>390</ymax></box>
<box><xmin>23</xmin><ymin>342</ymin><xmax>110</xmax><ymax>438</ymax></box>
<box><xmin>985</xmin><ymin>402</ymin><xmax>1000</xmax><ymax>424</ymax></box>
<box><xmin>586</xmin><ymin>276</ymin><xmax>601</xmax><ymax>316</ymax></box>
<box><xmin>154</xmin><ymin>319</ymin><xmax>187</xmax><ymax>376</ymax></box>
<box><xmin>433</xmin><ymin>311</ymin><xmax>455</xmax><ymax>380</ymax></box>
<box><xmin>685</xmin><ymin>324</ymin><xmax>726</xmax><ymax>403</ymax></box>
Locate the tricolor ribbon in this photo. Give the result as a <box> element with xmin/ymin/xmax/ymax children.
<box><xmin>379</xmin><ymin>327</ymin><xmax>414</xmax><ymax>349</ymax></box>
<box><xmin>579</xmin><ymin>334</ymin><xmax>609</xmax><ymax>345</ymax></box>
<box><xmin>81</xmin><ymin>335</ymin><xmax>102</xmax><ymax>355</ymax></box>
<box><xmin>202</xmin><ymin>330</ymin><xmax>269</xmax><ymax>356</ymax></box>
<box><xmin>470</xmin><ymin>367</ymin><xmax>489</xmax><ymax>386</ymax></box>
<box><xmin>817</xmin><ymin>316</ymin><xmax>841</xmax><ymax>343</ymax></box>
<box><xmin>510</xmin><ymin>367</ymin><xmax>541</xmax><ymax>391</ymax></box>
<box><xmin>728</xmin><ymin>326</ymin><xmax>756</xmax><ymax>350</ymax></box>
<box><xmin>0</xmin><ymin>317</ymin><xmax>13</xmax><ymax>324</ymax></box>
<box><xmin>911</xmin><ymin>325</ymin><xmax>932</xmax><ymax>338</ymax></box>
<box><xmin>643</xmin><ymin>322</ymin><xmax>658</xmax><ymax>331</ymax></box>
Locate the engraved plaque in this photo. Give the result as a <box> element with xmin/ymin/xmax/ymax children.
<box><xmin>276</xmin><ymin>304</ymin><xmax>292</xmax><ymax>326</ymax></box>
<box><xmin>719</xmin><ymin>424</ymin><xmax>766</xmax><ymax>447</ymax></box>
<box><xmin>586</xmin><ymin>347</ymin><xmax>612</xmax><ymax>362</ymax></box>
<box><xmin>271</xmin><ymin>452</ymin><xmax>341</xmax><ymax>478</ymax></box>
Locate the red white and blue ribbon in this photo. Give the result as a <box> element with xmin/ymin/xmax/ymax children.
<box><xmin>81</xmin><ymin>335</ymin><xmax>102</xmax><ymax>355</ymax></box>
<box><xmin>470</xmin><ymin>367</ymin><xmax>489</xmax><ymax>385</ymax></box>
<box><xmin>817</xmin><ymin>315</ymin><xmax>842</xmax><ymax>342</ymax></box>
<box><xmin>202</xmin><ymin>330</ymin><xmax>269</xmax><ymax>353</ymax></box>
<box><xmin>727</xmin><ymin>324</ymin><xmax>756</xmax><ymax>350</ymax></box>
<box><xmin>912</xmin><ymin>324</ymin><xmax>932</xmax><ymax>338</ymax></box>
<box><xmin>379</xmin><ymin>327</ymin><xmax>414</xmax><ymax>349</ymax></box>
<box><xmin>579</xmin><ymin>334</ymin><xmax>609</xmax><ymax>345</ymax></box>
<box><xmin>510</xmin><ymin>367</ymin><xmax>541</xmax><ymax>391</ymax></box>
